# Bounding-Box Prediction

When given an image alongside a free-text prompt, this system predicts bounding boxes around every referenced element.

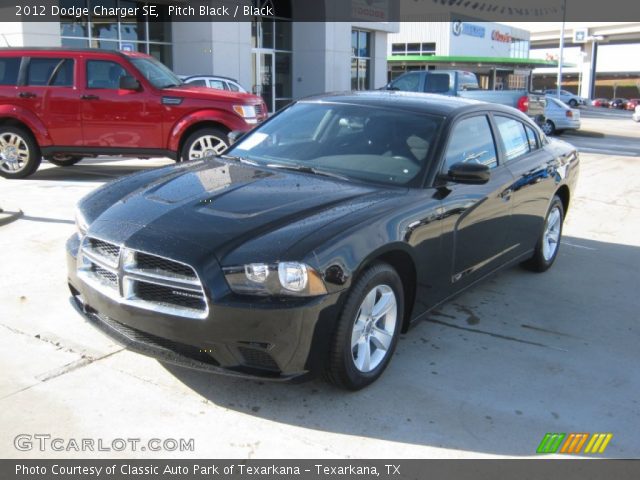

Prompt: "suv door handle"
[18,92,36,98]
[81,94,100,100]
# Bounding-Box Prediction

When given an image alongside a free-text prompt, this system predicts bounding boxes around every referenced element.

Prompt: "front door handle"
[18,92,36,98]
[81,94,100,100]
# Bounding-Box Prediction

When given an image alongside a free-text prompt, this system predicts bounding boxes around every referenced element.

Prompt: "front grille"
[238,346,279,371]
[135,252,196,279]
[91,264,118,288]
[135,282,207,311]
[78,237,208,319]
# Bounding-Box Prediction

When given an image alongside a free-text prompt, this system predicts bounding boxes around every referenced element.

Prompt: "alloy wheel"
[542,205,562,261]
[351,284,398,373]
[187,135,228,160]
[0,132,30,174]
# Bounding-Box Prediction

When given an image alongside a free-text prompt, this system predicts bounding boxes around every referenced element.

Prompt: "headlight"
[233,105,258,124]
[75,208,89,239]
[224,262,327,297]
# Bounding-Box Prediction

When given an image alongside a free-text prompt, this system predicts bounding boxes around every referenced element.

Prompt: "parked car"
[541,97,581,135]
[544,89,586,108]
[633,105,640,122]
[0,48,267,179]
[625,98,640,111]
[181,75,248,93]
[591,98,610,108]
[609,98,628,109]
[68,91,579,390]
[384,70,546,125]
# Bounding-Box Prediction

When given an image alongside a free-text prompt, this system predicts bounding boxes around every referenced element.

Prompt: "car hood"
[163,85,262,104]
[84,159,388,263]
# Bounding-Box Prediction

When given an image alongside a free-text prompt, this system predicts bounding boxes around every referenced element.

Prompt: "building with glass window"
[388,19,555,90]
[3,1,397,113]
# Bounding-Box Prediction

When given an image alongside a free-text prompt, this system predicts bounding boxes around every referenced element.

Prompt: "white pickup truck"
[385,70,546,125]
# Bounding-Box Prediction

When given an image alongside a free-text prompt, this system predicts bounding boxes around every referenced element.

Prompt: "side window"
[86,60,128,89]
[227,82,240,92]
[494,116,531,162]
[209,80,226,90]
[0,57,21,86]
[390,72,421,92]
[186,78,206,87]
[27,58,73,86]
[443,116,498,171]
[524,124,538,151]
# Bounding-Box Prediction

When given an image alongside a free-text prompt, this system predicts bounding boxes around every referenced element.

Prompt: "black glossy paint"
[67,91,580,380]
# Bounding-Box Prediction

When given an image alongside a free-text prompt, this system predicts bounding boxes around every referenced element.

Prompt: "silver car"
[541,97,581,135]
[544,89,586,108]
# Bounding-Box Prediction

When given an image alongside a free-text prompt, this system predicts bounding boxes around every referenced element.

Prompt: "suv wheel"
[46,154,83,167]
[181,128,229,161]
[0,127,41,179]
[325,262,403,390]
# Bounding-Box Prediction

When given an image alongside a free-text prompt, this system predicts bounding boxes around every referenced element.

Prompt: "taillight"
[566,110,573,118]
[517,95,529,113]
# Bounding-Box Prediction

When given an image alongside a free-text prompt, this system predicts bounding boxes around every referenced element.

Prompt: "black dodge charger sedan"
[67,91,579,390]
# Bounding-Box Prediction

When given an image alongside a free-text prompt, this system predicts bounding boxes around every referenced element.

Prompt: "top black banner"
[1,0,640,22]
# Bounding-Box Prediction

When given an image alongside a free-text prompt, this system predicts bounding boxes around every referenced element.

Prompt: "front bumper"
[66,234,343,381]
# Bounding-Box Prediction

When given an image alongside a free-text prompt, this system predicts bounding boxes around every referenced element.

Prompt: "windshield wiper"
[220,154,258,166]
[265,163,350,181]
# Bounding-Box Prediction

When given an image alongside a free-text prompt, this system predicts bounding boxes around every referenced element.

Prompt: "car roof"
[182,75,240,83]
[298,90,509,118]
[0,47,152,59]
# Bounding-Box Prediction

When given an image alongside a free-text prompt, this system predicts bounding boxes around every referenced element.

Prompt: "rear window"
[0,57,21,86]
[27,58,74,86]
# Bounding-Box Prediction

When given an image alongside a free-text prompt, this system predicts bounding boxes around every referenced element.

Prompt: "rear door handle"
[81,94,100,100]
[18,92,36,98]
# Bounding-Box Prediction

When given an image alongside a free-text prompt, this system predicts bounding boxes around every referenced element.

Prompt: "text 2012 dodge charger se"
[67,92,579,390]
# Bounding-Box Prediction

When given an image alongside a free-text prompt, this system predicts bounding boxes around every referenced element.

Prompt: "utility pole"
[557,0,567,98]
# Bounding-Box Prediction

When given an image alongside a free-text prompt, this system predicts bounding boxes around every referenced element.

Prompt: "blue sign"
[452,21,486,39]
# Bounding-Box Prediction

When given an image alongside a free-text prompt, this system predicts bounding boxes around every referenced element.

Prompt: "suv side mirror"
[119,76,141,91]
[228,130,246,145]
[447,162,490,185]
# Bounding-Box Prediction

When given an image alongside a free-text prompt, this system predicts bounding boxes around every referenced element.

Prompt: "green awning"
[387,55,569,68]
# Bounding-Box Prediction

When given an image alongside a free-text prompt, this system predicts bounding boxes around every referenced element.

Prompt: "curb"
[0,208,23,227]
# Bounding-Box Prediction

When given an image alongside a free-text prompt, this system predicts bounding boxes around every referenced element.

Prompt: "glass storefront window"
[351,29,371,90]
[59,0,173,67]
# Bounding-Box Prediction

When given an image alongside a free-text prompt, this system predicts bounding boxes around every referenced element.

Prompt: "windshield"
[226,102,443,187]
[130,57,182,89]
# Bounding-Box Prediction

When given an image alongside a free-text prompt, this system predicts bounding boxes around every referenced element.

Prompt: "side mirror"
[119,76,141,91]
[228,130,246,145]
[447,162,490,185]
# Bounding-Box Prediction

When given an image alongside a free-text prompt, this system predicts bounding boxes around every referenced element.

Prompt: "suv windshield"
[130,57,182,89]
[227,102,443,187]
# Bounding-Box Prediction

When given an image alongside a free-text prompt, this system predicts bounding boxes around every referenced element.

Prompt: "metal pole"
[557,0,567,97]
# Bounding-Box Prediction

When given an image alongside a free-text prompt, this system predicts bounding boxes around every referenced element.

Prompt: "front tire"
[46,154,83,167]
[0,126,41,179]
[541,120,556,136]
[180,127,229,162]
[522,195,564,272]
[325,262,403,390]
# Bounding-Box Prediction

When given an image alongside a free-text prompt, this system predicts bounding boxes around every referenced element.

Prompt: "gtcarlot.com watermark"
[14,434,195,453]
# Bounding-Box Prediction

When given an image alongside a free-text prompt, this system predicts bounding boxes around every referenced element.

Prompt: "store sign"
[492,30,512,43]
[351,0,388,21]
[452,21,485,38]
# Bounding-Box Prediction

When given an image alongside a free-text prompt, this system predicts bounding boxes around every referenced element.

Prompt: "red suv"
[0,48,267,179]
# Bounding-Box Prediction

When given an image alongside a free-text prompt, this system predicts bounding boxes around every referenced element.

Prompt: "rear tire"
[0,126,41,179]
[541,120,556,136]
[180,127,229,162]
[325,262,403,390]
[46,154,83,167]
[568,99,578,107]
[522,195,564,272]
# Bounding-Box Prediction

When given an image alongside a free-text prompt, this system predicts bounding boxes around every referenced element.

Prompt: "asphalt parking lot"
[1,110,639,459]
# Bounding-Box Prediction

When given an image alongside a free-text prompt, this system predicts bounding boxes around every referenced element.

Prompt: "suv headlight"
[223,262,327,297]
[75,208,89,239]
[233,105,258,124]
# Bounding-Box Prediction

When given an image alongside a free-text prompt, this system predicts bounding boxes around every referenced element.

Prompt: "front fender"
[0,104,52,146]
[167,109,250,152]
